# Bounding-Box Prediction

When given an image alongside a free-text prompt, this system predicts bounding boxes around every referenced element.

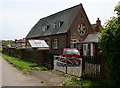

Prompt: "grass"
[61,74,83,86]
[62,76,81,86]
[2,53,47,74]
[80,78,98,87]
[0,48,2,55]
[61,75,103,87]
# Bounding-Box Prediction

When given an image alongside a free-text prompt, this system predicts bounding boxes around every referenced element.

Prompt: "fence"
[54,55,82,77]
[54,55,106,78]
[2,47,54,69]
[82,56,102,78]
[2,47,106,78]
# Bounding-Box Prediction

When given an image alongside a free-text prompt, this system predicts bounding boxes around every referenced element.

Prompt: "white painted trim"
[90,43,93,56]
[83,44,88,56]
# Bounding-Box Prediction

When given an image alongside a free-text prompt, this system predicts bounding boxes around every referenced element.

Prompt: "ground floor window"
[70,39,78,48]
[45,40,49,46]
[52,39,58,49]
[83,44,89,56]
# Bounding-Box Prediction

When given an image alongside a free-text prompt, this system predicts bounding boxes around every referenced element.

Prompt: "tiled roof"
[26,4,81,38]
[83,32,101,43]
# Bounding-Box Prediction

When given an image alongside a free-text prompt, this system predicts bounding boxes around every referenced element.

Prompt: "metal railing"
[54,55,82,77]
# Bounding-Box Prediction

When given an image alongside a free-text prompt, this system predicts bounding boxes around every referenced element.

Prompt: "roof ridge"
[39,4,81,21]
[26,3,83,38]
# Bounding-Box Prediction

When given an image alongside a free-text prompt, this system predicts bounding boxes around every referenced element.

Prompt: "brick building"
[15,39,26,48]
[25,3,102,56]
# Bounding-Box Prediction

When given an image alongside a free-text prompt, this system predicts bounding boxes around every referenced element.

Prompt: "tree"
[99,4,120,87]
[115,4,120,17]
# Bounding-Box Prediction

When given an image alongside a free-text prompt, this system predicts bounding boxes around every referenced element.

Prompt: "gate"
[54,55,82,77]
[82,56,101,77]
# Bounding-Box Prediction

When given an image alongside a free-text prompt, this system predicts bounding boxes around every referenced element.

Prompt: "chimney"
[93,18,101,32]
[96,18,101,26]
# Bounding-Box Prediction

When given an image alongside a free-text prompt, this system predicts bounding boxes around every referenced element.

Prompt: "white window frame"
[90,43,93,56]
[53,23,57,29]
[52,39,58,49]
[70,39,78,48]
[58,21,63,27]
[45,40,49,47]
[42,25,49,32]
[54,21,63,29]
[78,24,86,36]
[83,44,89,56]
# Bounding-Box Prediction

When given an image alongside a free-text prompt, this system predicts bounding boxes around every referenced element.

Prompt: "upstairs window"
[80,14,83,18]
[58,21,64,27]
[53,23,57,29]
[42,25,49,32]
[54,21,64,29]
[78,24,86,36]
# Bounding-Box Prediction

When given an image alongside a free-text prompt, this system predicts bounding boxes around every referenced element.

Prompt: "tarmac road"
[1,56,46,86]
[0,55,2,87]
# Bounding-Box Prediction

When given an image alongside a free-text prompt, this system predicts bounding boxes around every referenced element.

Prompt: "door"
[83,44,89,56]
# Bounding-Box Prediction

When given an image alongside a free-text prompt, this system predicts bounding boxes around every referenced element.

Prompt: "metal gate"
[54,55,82,77]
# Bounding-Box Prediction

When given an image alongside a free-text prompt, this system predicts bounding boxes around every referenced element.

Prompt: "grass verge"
[62,76,81,86]
[2,53,47,74]
[61,75,103,87]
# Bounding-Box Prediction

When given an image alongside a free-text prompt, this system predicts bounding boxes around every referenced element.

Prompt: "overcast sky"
[0,0,119,40]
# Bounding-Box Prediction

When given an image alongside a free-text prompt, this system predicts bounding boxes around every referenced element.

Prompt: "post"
[65,57,67,74]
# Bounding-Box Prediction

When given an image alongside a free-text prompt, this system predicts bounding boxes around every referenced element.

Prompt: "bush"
[99,5,120,87]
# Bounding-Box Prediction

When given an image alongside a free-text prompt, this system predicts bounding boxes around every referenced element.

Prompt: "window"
[80,14,83,18]
[58,21,63,27]
[83,44,89,56]
[54,21,63,29]
[42,25,49,32]
[70,39,78,48]
[78,24,86,36]
[64,49,79,55]
[52,39,58,49]
[54,23,57,29]
[45,40,49,46]
[83,44,87,50]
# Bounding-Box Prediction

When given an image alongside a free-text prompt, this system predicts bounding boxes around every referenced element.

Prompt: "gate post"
[65,57,67,74]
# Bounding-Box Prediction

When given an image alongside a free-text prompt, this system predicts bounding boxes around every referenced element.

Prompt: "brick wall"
[68,4,93,42]
[26,33,69,55]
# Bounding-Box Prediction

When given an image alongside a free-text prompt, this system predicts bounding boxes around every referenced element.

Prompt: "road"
[1,56,47,86]
[0,55,2,87]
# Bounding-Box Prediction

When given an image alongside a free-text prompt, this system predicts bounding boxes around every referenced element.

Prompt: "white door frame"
[83,44,88,56]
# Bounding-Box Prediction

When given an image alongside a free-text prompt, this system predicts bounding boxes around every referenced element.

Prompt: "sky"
[0,0,119,40]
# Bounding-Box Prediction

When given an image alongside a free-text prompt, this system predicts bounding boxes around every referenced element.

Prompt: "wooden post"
[65,57,67,74]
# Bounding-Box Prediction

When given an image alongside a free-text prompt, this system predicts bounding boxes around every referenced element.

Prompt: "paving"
[1,56,68,86]
[0,55,2,87]
[2,56,46,86]
[29,70,68,86]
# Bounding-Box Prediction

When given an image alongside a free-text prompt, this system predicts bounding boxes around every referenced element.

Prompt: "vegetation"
[115,4,120,16]
[2,40,14,47]
[0,48,2,53]
[62,3,120,87]
[2,53,47,74]
[62,76,81,86]
[99,4,120,87]
[61,76,103,87]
